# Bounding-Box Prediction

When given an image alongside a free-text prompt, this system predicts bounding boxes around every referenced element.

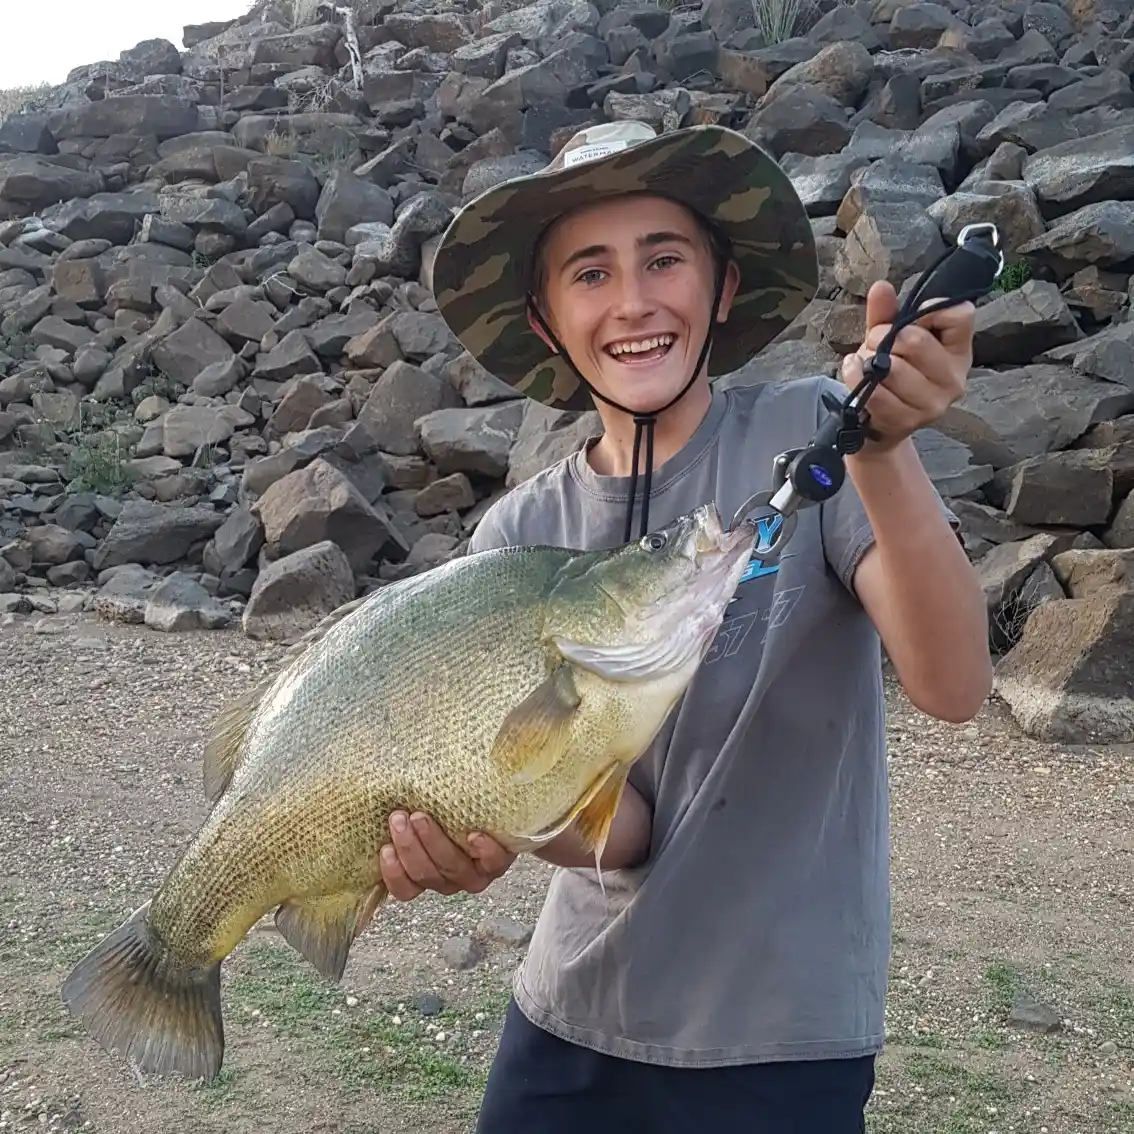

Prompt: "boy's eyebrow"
[557,231,696,275]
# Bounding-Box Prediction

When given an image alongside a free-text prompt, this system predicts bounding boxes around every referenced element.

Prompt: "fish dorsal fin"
[202,679,268,802]
[487,662,581,785]
[201,597,367,803]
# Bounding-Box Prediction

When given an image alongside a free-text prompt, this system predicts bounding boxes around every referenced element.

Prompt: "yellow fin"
[274,884,388,983]
[201,681,267,803]
[488,664,581,785]
[574,763,631,900]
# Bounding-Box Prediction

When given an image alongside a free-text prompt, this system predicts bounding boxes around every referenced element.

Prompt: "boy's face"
[528,194,740,416]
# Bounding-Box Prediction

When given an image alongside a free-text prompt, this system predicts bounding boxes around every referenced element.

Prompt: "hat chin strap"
[526,268,727,543]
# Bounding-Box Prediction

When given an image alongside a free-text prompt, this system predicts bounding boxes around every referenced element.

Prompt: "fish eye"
[642,533,667,552]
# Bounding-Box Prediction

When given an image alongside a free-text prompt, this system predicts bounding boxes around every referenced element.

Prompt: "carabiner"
[957,222,1005,280]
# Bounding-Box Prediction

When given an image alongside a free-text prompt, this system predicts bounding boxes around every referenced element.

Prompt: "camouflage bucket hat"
[431,120,819,412]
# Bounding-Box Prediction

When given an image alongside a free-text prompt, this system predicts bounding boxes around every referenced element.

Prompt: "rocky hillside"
[2,0,1133,742]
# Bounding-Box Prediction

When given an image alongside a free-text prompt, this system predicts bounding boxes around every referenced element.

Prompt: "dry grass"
[0,83,50,126]
[752,0,820,42]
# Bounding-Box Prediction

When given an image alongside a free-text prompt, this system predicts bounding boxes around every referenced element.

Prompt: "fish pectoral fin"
[202,681,266,803]
[274,885,388,983]
[488,663,581,785]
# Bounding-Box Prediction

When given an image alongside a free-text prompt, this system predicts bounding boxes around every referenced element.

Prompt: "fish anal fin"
[574,763,631,858]
[202,682,266,803]
[488,663,581,785]
[515,762,633,900]
[274,885,388,983]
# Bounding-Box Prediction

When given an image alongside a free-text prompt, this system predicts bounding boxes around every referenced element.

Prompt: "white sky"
[1,0,257,88]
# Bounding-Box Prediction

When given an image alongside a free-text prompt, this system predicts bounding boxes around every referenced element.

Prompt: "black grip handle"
[900,226,1004,316]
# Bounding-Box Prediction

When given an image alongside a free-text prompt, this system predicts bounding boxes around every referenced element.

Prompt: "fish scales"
[152,546,582,965]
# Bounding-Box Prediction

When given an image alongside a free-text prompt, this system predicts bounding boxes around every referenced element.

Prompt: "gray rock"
[91,500,224,570]
[203,506,265,578]
[418,401,526,479]
[255,457,406,572]
[835,200,948,298]
[1021,124,1134,211]
[936,365,1134,469]
[242,539,356,642]
[1016,200,1134,279]
[994,588,1134,743]
[315,171,394,244]
[48,95,199,141]
[999,450,1114,528]
[289,245,348,292]
[352,360,463,456]
[973,280,1082,366]
[91,563,160,623]
[44,190,161,245]
[151,317,236,386]
[144,571,232,631]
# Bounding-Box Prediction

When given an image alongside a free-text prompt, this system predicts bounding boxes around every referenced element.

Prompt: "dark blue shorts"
[475,999,876,1134]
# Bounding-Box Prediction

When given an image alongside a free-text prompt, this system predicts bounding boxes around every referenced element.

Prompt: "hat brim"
[431,125,819,412]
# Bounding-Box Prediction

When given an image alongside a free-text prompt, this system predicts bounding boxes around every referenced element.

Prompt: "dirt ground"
[1,607,1132,1134]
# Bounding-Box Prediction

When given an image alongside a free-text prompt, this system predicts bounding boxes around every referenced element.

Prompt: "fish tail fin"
[60,901,224,1082]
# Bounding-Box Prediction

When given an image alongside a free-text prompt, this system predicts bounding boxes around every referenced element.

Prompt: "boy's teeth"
[609,335,673,356]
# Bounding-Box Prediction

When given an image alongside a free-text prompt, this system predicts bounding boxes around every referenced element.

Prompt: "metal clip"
[728,449,803,562]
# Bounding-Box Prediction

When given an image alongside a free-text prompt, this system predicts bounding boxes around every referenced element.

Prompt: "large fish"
[61,502,756,1082]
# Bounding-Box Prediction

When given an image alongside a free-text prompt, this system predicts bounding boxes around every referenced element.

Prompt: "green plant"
[994,259,1031,293]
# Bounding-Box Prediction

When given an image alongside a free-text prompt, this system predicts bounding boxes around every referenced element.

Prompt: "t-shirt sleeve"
[815,376,960,594]
[465,495,515,554]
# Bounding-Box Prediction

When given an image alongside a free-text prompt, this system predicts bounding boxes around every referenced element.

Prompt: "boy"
[378,121,992,1131]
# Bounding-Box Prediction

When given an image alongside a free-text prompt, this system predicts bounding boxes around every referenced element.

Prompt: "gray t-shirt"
[467,374,935,1068]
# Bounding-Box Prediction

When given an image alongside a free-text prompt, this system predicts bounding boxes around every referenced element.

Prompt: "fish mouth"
[689,502,757,559]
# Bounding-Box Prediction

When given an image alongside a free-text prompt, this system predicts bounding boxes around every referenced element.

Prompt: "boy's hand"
[379,811,516,900]
[841,279,975,453]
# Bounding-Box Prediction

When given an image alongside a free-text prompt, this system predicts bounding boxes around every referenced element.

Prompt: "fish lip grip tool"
[730,222,1006,559]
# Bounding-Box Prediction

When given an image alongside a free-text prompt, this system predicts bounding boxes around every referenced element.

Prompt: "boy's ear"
[527,302,559,353]
[716,259,741,323]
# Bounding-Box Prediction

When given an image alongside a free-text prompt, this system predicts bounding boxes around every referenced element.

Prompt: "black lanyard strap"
[729,222,1005,558]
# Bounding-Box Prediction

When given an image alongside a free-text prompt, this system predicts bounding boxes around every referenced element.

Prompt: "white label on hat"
[562,140,629,167]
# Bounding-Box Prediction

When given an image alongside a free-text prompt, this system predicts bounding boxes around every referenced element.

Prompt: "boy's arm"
[826,280,992,723]
[847,440,991,722]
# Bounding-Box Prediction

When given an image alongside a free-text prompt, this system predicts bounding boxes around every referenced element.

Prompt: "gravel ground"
[0,607,1132,1134]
